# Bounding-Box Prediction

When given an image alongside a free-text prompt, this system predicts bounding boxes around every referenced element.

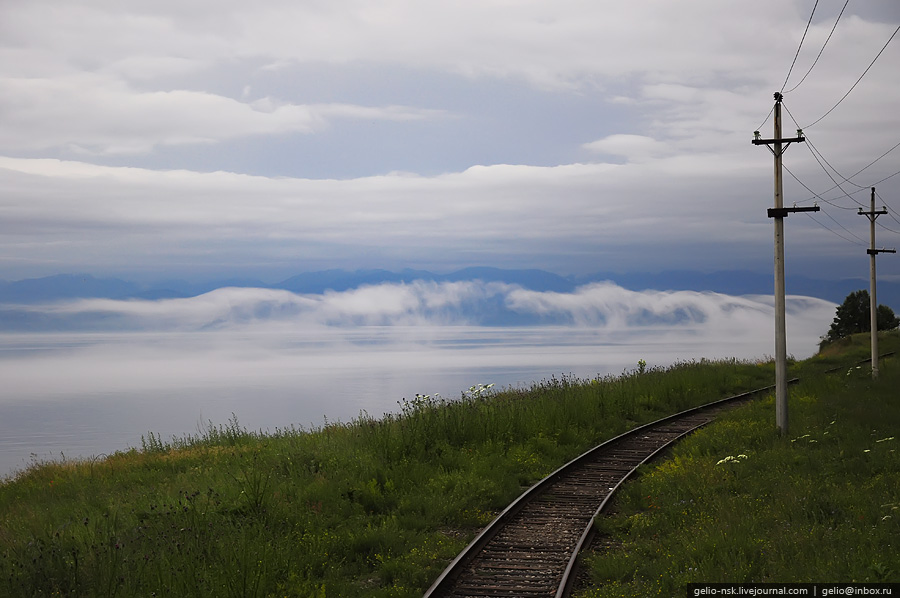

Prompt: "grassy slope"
[0,360,774,597]
[579,331,900,596]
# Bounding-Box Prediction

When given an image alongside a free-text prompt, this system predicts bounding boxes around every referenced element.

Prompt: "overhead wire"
[874,190,900,229]
[805,136,867,191]
[782,101,868,208]
[811,197,869,245]
[772,133,869,245]
[761,4,900,252]
[783,163,863,209]
[784,0,850,94]
[789,147,900,206]
[875,220,900,236]
[781,0,820,91]
[782,102,900,219]
[820,207,868,245]
[804,22,900,128]
[754,0,820,130]
[842,139,900,186]
[872,169,900,188]
[755,104,776,133]
[804,211,868,246]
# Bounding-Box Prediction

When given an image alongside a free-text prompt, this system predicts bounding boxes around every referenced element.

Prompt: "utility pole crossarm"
[867,248,897,255]
[858,207,888,216]
[767,206,820,218]
[752,135,805,146]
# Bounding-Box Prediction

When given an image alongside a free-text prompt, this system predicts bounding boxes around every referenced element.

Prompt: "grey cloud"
[0,147,885,280]
[0,2,898,283]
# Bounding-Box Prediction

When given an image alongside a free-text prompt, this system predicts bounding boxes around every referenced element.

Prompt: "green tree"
[824,289,900,343]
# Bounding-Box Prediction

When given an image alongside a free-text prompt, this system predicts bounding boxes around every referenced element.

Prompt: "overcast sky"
[2,0,900,284]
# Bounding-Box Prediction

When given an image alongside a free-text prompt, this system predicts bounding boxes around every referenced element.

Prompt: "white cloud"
[583,135,672,163]
[4,2,773,85]
[504,283,834,340]
[0,73,444,155]
[12,281,835,350]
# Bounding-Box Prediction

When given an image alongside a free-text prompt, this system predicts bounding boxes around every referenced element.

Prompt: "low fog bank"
[0,281,836,400]
[0,280,836,333]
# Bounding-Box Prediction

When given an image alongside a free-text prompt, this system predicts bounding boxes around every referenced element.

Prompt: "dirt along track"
[422,384,786,598]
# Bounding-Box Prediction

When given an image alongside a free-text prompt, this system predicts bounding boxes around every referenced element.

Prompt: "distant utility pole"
[858,187,896,379]
[752,92,818,435]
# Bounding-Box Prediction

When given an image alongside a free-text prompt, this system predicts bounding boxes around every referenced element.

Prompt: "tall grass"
[1,357,776,597]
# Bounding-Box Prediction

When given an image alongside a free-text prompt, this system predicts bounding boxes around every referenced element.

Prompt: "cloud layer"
[1,1,898,282]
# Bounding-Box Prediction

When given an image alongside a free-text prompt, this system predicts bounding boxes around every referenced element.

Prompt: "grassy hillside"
[1,332,896,596]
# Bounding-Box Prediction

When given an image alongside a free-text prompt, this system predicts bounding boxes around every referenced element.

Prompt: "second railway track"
[423,383,790,598]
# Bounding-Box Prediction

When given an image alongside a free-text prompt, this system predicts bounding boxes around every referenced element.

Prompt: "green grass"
[0,358,776,597]
[578,330,900,596]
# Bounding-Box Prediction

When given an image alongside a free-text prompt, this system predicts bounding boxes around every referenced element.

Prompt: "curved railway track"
[422,382,791,598]
[423,352,895,597]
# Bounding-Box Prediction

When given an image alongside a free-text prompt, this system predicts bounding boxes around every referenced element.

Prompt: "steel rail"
[424,351,896,597]
[422,381,793,598]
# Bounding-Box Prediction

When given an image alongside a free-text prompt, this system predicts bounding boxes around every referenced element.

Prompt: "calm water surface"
[0,324,817,479]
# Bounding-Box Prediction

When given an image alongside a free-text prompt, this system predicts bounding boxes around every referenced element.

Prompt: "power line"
[819,204,869,245]
[784,102,900,217]
[782,102,867,207]
[783,162,862,208]
[782,0,820,91]
[876,220,900,236]
[806,136,866,190]
[873,168,900,187]
[756,104,776,133]
[782,102,900,219]
[801,134,866,206]
[874,190,900,228]
[842,138,900,185]
[784,0,850,94]
[804,211,868,246]
[788,144,900,205]
[804,22,900,128]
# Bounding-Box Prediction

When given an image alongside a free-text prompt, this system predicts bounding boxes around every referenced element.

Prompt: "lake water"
[0,317,829,480]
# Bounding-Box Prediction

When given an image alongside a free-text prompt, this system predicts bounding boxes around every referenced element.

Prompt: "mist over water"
[0,282,836,479]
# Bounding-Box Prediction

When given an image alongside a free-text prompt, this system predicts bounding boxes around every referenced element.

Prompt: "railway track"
[423,352,895,598]
[422,383,788,598]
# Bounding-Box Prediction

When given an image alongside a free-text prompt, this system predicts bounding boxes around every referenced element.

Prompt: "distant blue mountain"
[578,270,773,296]
[277,267,577,294]
[278,268,434,294]
[0,268,896,309]
[0,274,140,303]
[441,267,577,292]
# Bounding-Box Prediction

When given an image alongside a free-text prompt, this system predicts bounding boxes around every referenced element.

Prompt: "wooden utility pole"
[752,92,817,435]
[858,187,895,379]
